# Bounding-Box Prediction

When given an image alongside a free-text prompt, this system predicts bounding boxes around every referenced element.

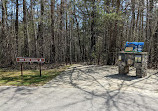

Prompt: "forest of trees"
[0,0,157,68]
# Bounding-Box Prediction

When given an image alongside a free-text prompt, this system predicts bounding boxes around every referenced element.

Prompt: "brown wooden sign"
[16,57,45,63]
[16,57,45,77]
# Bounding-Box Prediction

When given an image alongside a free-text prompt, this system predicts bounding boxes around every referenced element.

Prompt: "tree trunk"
[60,0,64,62]
[37,0,44,57]
[74,1,82,62]
[0,0,6,64]
[131,0,135,41]
[90,0,96,64]
[50,0,55,63]
[153,21,158,68]
[23,0,29,57]
[148,0,154,67]
[30,0,37,57]
[15,0,19,57]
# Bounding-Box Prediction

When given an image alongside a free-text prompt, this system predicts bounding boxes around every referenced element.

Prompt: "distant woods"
[0,0,158,68]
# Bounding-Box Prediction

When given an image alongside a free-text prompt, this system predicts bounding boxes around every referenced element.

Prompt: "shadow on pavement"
[105,74,139,81]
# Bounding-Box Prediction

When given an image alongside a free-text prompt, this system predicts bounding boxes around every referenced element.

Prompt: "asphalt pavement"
[1,65,158,111]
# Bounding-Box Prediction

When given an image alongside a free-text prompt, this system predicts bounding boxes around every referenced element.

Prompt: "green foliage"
[91,51,97,59]
[104,12,123,21]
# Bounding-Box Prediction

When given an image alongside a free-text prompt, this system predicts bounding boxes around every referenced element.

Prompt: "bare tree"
[0,0,158,68]
[50,0,55,63]
[15,0,19,57]
[37,0,44,57]
[23,0,29,57]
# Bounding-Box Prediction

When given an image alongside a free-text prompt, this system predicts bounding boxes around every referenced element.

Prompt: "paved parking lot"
[1,65,158,111]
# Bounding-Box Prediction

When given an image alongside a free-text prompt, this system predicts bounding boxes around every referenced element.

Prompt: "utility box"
[118,51,148,78]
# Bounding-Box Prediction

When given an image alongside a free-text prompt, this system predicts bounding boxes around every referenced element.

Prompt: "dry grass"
[0,65,70,86]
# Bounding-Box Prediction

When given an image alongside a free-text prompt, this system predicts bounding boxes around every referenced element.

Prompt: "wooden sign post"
[40,63,42,77]
[16,57,45,76]
[21,63,23,76]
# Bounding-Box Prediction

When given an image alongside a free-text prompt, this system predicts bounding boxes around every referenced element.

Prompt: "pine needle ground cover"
[0,65,70,86]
